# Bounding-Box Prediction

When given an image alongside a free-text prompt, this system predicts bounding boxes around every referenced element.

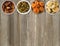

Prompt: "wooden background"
[0,0,60,46]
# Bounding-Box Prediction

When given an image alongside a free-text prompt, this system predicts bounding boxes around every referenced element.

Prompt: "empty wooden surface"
[0,0,60,46]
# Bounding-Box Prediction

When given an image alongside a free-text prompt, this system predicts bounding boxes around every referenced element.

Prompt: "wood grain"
[0,0,60,46]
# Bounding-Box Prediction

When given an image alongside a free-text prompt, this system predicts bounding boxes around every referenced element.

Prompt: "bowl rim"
[45,0,60,15]
[1,0,16,15]
[16,0,31,15]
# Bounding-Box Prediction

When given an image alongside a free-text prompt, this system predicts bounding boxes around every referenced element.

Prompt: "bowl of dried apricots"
[31,0,44,14]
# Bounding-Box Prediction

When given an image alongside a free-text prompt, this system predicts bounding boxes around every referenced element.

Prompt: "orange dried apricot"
[35,1,39,5]
[39,2,44,7]
[39,7,44,12]
[33,7,39,13]
[32,3,36,8]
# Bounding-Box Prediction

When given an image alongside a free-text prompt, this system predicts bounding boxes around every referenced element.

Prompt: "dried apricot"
[39,7,44,12]
[35,1,39,5]
[32,3,36,8]
[33,7,39,13]
[39,2,44,7]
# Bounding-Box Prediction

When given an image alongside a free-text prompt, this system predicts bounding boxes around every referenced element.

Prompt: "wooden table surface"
[0,0,60,46]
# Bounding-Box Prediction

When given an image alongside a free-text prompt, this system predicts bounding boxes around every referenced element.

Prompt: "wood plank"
[0,0,1,46]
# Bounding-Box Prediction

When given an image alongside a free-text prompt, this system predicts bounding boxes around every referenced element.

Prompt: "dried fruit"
[35,1,39,5]
[39,2,44,7]
[33,7,39,13]
[39,7,44,12]
[32,1,44,14]
[2,1,15,13]
[32,3,36,8]
[45,1,59,14]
